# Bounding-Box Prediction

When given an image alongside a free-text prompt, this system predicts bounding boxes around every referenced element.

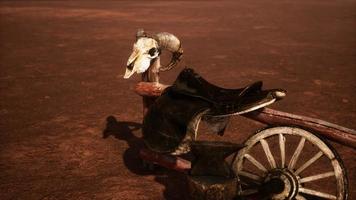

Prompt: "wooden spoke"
[238,170,262,182]
[288,137,305,170]
[295,151,323,175]
[279,133,286,168]
[244,154,267,172]
[260,139,277,168]
[299,171,335,183]
[299,188,337,199]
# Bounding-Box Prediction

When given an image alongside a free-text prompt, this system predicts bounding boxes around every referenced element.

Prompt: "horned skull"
[124,37,160,79]
[124,29,183,80]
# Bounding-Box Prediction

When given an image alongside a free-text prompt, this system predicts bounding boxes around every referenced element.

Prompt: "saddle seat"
[171,68,286,116]
[143,68,286,154]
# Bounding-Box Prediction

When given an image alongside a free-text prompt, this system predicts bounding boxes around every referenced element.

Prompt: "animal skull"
[124,37,160,79]
[124,29,183,79]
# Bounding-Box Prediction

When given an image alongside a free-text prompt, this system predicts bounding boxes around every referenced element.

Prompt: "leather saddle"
[143,68,286,154]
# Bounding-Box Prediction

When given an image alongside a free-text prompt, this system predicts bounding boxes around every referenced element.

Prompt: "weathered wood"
[141,65,161,116]
[135,82,169,97]
[187,176,237,200]
[139,148,191,173]
[134,81,356,148]
[243,108,356,149]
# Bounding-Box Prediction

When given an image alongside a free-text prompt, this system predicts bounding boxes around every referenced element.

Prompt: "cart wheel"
[232,126,348,200]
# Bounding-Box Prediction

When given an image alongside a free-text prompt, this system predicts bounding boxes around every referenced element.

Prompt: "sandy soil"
[0,1,355,199]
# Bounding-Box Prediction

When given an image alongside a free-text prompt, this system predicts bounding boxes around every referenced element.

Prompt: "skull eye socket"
[148,48,157,57]
[127,62,134,70]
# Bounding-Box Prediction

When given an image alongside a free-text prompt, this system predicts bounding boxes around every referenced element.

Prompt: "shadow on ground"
[102,116,189,200]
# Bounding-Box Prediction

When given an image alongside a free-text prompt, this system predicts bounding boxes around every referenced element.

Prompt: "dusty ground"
[0,1,355,199]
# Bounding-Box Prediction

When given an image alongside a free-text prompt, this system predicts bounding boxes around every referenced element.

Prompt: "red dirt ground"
[0,1,355,199]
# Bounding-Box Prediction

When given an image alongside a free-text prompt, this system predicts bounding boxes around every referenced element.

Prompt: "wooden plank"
[243,108,356,149]
[139,148,191,173]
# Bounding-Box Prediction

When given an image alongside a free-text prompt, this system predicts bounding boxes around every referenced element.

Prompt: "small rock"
[313,79,322,85]
[342,98,349,103]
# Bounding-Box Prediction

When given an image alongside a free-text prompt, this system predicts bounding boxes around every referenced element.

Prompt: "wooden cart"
[134,71,355,200]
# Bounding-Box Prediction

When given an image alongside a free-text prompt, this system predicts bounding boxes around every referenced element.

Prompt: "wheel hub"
[262,168,298,200]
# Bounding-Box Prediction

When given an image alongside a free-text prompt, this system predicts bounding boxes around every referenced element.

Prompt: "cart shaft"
[243,108,356,148]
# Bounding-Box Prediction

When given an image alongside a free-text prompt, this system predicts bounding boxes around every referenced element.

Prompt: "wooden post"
[141,58,161,116]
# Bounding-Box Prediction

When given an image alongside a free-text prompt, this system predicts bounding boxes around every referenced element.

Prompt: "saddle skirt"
[143,68,286,154]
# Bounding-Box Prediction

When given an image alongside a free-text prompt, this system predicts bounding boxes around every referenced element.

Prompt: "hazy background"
[0,1,355,199]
